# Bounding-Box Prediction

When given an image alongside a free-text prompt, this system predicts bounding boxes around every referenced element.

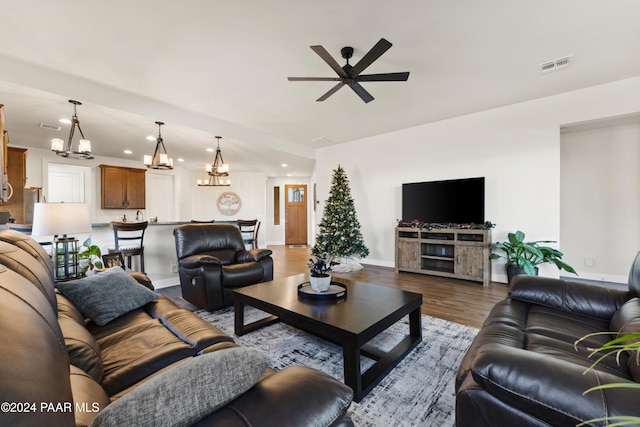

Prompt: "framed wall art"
[217,191,241,216]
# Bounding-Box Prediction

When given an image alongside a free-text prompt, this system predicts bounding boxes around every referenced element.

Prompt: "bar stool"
[237,219,260,249]
[109,221,148,272]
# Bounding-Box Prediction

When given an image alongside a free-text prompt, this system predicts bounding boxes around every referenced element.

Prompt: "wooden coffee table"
[233,274,422,402]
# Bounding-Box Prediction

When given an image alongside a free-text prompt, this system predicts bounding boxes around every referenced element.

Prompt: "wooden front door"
[285,184,307,245]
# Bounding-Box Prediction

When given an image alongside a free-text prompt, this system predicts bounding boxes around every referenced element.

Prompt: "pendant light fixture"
[144,121,173,170]
[197,136,230,186]
[50,100,94,159]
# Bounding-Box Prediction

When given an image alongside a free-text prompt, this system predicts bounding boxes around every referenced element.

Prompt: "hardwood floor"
[158,245,509,329]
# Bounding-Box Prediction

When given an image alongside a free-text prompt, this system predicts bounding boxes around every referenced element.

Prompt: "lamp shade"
[51,138,64,151]
[31,203,92,237]
[78,139,92,153]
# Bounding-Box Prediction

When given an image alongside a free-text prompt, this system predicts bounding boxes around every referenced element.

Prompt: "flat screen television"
[402,177,485,224]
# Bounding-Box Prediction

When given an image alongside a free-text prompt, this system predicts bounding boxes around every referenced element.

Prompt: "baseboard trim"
[149,275,179,289]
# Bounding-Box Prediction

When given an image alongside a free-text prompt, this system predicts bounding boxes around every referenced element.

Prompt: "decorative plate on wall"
[217,191,241,216]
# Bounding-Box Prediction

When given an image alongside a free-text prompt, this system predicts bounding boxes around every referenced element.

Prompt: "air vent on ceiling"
[540,55,572,74]
[311,136,332,144]
[39,123,62,131]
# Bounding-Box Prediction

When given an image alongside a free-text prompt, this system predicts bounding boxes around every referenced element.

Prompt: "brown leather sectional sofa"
[0,229,353,426]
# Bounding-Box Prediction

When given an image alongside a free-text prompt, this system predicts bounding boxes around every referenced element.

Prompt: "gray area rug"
[196,307,478,427]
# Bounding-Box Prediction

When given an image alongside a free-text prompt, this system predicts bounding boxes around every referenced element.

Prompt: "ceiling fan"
[288,38,409,103]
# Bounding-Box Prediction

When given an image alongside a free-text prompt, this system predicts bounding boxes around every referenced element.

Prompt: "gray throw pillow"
[89,347,268,427]
[56,267,158,326]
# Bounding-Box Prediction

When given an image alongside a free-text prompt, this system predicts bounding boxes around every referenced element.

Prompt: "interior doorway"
[47,162,90,202]
[284,184,307,245]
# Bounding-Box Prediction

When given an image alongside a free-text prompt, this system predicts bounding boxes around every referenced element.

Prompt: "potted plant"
[308,253,337,292]
[77,237,103,274]
[490,230,576,283]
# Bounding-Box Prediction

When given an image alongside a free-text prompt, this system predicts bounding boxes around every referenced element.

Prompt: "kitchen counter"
[91,221,190,227]
[7,221,240,289]
[89,220,239,288]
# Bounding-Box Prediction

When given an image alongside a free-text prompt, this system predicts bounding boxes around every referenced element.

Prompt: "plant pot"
[78,258,91,275]
[310,274,331,292]
[507,265,538,284]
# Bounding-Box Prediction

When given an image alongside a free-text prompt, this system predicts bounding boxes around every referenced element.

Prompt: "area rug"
[196,307,478,427]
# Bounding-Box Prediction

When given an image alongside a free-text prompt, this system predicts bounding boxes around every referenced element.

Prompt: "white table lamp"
[32,202,92,281]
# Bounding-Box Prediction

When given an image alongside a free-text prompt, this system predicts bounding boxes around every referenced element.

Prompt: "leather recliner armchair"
[174,224,274,310]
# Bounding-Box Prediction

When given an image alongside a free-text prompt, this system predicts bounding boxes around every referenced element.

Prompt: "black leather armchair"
[174,224,274,310]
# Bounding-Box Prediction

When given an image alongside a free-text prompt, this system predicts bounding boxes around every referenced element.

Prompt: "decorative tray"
[297,281,347,301]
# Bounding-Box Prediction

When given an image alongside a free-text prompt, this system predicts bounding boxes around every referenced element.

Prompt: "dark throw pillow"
[89,347,268,427]
[56,267,159,326]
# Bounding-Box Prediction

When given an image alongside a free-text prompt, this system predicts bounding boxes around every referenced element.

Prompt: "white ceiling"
[0,0,639,177]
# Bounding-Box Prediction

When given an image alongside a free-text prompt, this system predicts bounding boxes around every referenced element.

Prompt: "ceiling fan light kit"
[288,38,409,103]
[50,100,94,160]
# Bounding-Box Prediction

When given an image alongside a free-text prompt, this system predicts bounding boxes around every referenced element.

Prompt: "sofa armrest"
[179,254,222,269]
[509,275,630,319]
[470,343,640,426]
[237,249,273,263]
[194,366,353,427]
[128,272,154,290]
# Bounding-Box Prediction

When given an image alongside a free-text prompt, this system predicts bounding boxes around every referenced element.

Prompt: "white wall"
[23,146,185,223]
[561,116,640,283]
[188,170,266,217]
[315,77,640,283]
[266,176,313,246]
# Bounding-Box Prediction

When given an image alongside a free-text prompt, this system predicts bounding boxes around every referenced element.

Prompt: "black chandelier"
[144,121,173,170]
[197,136,230,186]
[50,100,94,159]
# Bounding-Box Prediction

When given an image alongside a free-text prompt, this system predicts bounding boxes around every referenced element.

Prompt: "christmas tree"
[312,165,369,265]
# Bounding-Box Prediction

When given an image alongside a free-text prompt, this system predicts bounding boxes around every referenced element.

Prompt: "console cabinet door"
[100,165,146,209]
[397,240,420,270]
[455,245,486,280]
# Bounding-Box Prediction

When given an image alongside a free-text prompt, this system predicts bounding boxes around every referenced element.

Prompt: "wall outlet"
[171,261,178,273]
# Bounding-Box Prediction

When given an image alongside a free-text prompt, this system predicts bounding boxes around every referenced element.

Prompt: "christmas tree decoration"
[313,165,369,271]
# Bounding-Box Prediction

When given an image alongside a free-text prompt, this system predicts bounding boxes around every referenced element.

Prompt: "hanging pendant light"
[197,136,230,186]
[144,121,173,170]
[51,100,94,159]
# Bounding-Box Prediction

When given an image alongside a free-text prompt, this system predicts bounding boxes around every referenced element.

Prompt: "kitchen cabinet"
[100,165,146,209]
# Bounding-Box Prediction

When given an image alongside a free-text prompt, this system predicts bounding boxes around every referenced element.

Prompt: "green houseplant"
[490,230,576,282]
[77,237,103,274]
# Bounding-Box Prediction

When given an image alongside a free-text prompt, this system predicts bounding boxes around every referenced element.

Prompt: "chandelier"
[144,121,173,170]
[50,100,94,159]
[197,136,230,186]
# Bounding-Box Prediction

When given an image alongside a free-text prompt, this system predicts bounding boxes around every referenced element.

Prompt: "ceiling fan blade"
[310,45,349,78]
[358,72,410,82]
[288,77,342,81]
[350,38,393,77]
[316,82,345,102]
[348,82,374,103]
